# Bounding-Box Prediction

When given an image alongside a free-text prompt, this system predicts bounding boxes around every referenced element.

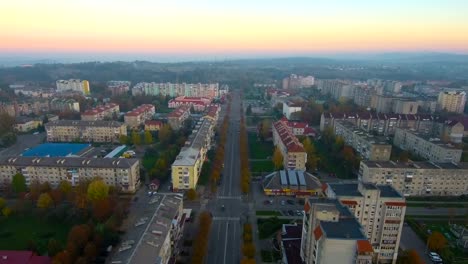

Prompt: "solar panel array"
[278,170,307,187]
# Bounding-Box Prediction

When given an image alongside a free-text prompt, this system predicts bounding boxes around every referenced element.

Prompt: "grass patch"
[0,214,72,253]
[257,217,290,239]
[250,160,274,173]
[256,211,282,216]
[248,132,274,159]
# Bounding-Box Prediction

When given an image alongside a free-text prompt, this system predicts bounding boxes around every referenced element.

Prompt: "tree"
[119,135,129,145]
[399,151,410,162]
[53,250,71,264]
[67,224,92,249]
[246,104,252,115]
[84,242,98,260]
[59,180,72,194]
[259,119,272,141]
[302,137,318,171]
[427,231,447,252]
[92,198,113,222]
[50,189,63,206]
[48,239,62,257]
[187,189,197,201]
[242,243,256,258]
[272,147,284,170]
[131,130,141,145]
[37,193,53,209]
[87,179,109,202]
[144,130,153,145]
[0,197,5,209]
[158,124,172,145]
[2,207,12,217]
[398,249,423,264]
[12,173,26,193]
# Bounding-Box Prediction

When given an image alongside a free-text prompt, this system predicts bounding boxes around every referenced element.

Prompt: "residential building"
[168,96,211,111]
[81,103,120,121]
[392,99,419,115]
[437,120,465,143]
[282,74,315,89]
[359,160,468,196]
[204,104,220,122]
[278,117,316,137]
[438,91,466,113]
[300,198,373,264]
[326,181,406,264]
[334,120,392,161]
[45,120,127,143]
[0,100,50,116]
[0,156,140,193]
[144,120,163,131]
[127,194,185,264]
[124,104,156,128]
[393,128,462,162]
[272,120,307,170]
[317,79,355,100]
[283,101,302,119]
[171,118,215,191]
[167,105,191,130]
[279,224,303,264]
[132,82,219,99]
[49,98,80,112]
[14,116,43,132]
[0,250,51,264]
[56,79,90,95]
[10,84,55,98]
[107,81,131,96]
[262,170,322,197]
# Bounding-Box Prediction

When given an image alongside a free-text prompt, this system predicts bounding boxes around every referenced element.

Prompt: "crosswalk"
[213,217,240,221]
[217,196,242,200]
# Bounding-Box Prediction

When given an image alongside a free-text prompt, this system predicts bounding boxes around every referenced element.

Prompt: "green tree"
[2,207,12,217]
[12,173,26,193]
[0,197,5,209]
[158,124,172,145]
[272,147,284,170]
[302,137,318,171]
[37,193,53,209]
[131,130,141,145]
[87,179,109,202]
[144,130,153,145]
[59,180,72,194]
[119,135,129,145]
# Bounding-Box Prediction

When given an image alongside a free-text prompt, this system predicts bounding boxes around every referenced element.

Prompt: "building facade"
[45,120,127,143]
[283,101,302,119]
[272,120,307,170]
[167,105,191,130]
[0,156,140,193]
[56,79,90,95]
[359,160,468,196]
[438,91,466,113]
[262,170,322,197]
[81,103,120,121]
[124,104,156,128]
[168,96,211,111]
[132,82,219,99]
[106,81,131,96]
[144,120,163,131]
[50,98,80,113]
[14,117,43,132]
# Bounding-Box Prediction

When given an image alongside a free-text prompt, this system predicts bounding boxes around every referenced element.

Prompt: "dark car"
[286,199,295,205]
[288,210,295,216]
[263,200,271,205]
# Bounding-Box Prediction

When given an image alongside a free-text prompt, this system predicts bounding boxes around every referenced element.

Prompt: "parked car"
[263,200,271,205]
[296,210,303,216]
[286,199,295,205]
[287,210,295,216]
[281,200,286,206]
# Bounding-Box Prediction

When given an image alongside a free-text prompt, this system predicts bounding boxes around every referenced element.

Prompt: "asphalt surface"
[206,92,249,264]
[0,132,46,157]
[399,225,433,264]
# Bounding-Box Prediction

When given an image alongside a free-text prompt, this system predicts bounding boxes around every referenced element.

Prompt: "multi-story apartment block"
[438,91,466,113]
[282,74,315,89]
[1,100,50,116]
[392,99,419,115]
[394,128,462,162]
[436,120,465,143]
[359,160,468,196]
[171,118,215,191]
[353,86,375,108]
[272,120,307,170]
[81,103,120,121]
[56,79,90,95]
[49,98,80,113]
[0,156,140,193]
[124,104,155,128]
[278,117,316,137]
[317,79,355,100]
[10,83,55,98]
[144,120,163,131]
[132,82,219,99]
[204,104,220,122]
[300,198,373,264]
[326,181,406,264]
[106,81,131,96]
[14,117,43,132]
[168,96,211,111]
[334,120,392,161]
[45,120,127,143]
[167,105,191,130]
[282,101,302,119]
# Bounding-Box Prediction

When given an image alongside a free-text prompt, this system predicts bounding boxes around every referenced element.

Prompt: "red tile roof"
[384,201,406,207]
[82,103,119,116]
[356,240,374,254]
[304,201,311,213]
[341,200,358,206]
[273,120,305,152]
[125,104,155,117]
[167,105,191,118]
[313,226,323,240]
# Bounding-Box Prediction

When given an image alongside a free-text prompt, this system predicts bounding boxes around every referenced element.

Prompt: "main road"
[206,91,248,264]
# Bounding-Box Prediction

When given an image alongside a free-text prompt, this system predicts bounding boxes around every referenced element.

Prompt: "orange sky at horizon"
[1,0,468,54]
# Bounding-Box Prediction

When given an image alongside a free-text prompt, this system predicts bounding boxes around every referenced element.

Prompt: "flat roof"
[21,143,92,157]
[362,160,468,170]
[328,183,362,197]
[376,185,403,198]
[0,156,139,169]
[320,218,366,239]
[45,120,124,128]
[263,170,322,191]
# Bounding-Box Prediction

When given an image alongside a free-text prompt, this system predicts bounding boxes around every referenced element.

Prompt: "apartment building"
[45,120,127,143]
[10,84,55,98]
[359,160,468,196]
[167,105,191,130]
[124,104,155,128]
[278,117,316,137]
[438,91,466,113]
[106,81,131,96]
[326,181,406,264]
[132,82,219,99]
[317,79,355,100]
[168,96,211,111]
[272,120,307,170]
[50,98,80,113]
[0,156,140,193]
[144,120,163,131]
[394,128,462,162]
[282,74,315,89]
[204,104,220,122]
[300,198,373,264]
[81,103,120,121]
[334,120,392,161]
[14,117,43,132]
[127,194,185,264]
[283,101,302,119]
[171,118,215,191]
[0,100,50,117]
[392,99,419,115]
[56,79,90,95]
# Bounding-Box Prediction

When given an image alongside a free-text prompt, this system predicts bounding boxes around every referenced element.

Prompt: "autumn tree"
[2,207,12,217]
[398,249,423,264]
[187,189,197,201]
[131,130,141,145]
[84,242,98,260]
[37,193,53,209]
[59,180,72,195]
[158,124,173,145]
[427,231,447,252]
[399,151,410,162]
[49,189,63,206]
[119,135,129,145]
[48,239,62,257]
[67,224,92,251]
[92,198,113,222]
[242,243,256,258]
[259,119,272,141]
[0,197,5,209]
[144,130,153,145]
[272,147,284,170]
[12,173,26,193]
[302,137,318,171]
[87,179,109,202]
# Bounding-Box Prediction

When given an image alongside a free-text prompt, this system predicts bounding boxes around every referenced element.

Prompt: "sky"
[1,0,468,58]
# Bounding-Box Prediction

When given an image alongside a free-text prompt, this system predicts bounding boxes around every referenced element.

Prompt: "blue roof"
[297,171,306,186]
[280,170,288,185]
[287,170,298,186]
[22,143,91,157]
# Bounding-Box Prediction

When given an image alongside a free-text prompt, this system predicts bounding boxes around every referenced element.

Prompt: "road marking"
[217,196,241,200]
[223,222,229,264]
[213,217,240,221]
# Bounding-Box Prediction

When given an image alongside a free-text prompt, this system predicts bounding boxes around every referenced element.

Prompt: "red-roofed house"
[168,96,211,111]
[272,120,307,170]
[0,251,51,264]
[124,104,155,128]
[144,120,163,131]
[167,105,191,130]
[279,117,316,137]
[81,103,119,121]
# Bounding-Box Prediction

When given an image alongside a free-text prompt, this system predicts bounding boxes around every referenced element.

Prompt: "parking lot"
[0,132,46,157]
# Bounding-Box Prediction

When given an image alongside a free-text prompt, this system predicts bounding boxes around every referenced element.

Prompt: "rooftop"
[21,143,92,157]
[167,105,191,118]
[396,128,461,150]
[263,170,322,191]
[81,103,119,116]
[362,160,468,170]
[0,156,139,169]
[335,120,390,145]
[45,120,124,128]
[327,183,362,197]
[273,120,305,152]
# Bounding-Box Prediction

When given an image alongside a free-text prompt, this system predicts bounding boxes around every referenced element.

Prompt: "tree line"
[240,101,251,194]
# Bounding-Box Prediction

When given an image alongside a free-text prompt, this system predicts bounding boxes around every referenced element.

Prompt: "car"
[286,199,295,205]
[263,200,271,205]
[296,210,303,216]
[33,132,39,135]
[221,205,225,211]
[147,191,153,197]
[428,252,440,258]
[281,200,286,206]
[287,210,295,216]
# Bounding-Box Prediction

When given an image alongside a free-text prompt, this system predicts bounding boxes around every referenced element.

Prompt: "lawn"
[256,211,282,216]
[257,217,291,239]
[250,160,274,173]
[0,214,72,253]
[248,132,274,159]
